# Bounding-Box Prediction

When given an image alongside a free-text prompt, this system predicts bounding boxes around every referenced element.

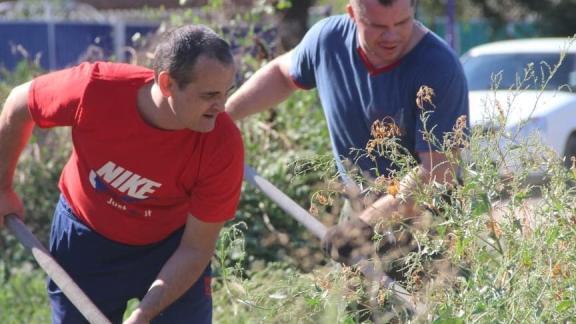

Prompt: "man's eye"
[202,94,217,100]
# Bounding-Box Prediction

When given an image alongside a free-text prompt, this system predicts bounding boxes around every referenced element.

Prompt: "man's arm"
[359,150,458,227]
[0,82,35,228]
[225,51,299,121]
[124,215,225,323]
[321,151,459,264]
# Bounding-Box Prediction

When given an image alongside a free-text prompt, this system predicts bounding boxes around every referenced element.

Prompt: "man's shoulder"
[216,113,240,131]
[296,14,354,60]
[198,113,244,165]
[89,61,153,81]
[305,15,354,43]
[319,15,354,35]
[213,113,243,144]
[318,15,353,28]
[406,32,464,78]
[416,32,461,66]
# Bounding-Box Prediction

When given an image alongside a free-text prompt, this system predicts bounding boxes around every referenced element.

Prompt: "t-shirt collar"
[356,46,402,76]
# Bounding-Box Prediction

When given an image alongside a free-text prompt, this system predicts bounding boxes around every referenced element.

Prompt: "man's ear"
[346,3,355,20]
[157,71,174,97]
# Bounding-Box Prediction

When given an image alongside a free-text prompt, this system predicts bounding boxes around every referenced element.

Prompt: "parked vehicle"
[461,38,576,177]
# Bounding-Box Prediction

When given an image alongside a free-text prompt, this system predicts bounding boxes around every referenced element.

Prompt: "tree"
[532,0,576,36]
[275,0,315,52]
[469,0,576,37]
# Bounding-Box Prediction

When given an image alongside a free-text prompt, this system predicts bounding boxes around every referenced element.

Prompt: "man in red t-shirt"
[0,25,244,324]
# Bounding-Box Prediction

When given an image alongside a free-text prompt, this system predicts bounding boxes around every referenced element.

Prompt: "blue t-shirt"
[290,15,469,179]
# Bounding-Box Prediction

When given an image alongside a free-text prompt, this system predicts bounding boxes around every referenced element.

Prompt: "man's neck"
[137,82,174,130]
[406,21,428,54]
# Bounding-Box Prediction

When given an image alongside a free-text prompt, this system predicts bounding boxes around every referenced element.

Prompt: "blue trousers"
[47,195,212,324]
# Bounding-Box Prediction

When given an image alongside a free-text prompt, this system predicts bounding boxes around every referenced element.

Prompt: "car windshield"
[462,52,576,92]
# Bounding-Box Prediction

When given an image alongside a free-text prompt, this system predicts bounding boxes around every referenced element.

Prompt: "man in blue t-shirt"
[227,0,469,263]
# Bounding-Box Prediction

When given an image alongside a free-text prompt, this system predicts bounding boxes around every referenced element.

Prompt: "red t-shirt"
[28,62,244,245]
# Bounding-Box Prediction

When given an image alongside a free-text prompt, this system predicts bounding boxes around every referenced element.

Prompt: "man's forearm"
[124,217,224,323]
[359,152,458,228]
[226,53,297,121]
[0,83,34,190]
[359,166,423,227]
[132,247,213,321]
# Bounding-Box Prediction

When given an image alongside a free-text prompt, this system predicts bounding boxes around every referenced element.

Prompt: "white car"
[461,38,576,176]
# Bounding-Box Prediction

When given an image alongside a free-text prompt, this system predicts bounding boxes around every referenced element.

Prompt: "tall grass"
[210,39,576,323]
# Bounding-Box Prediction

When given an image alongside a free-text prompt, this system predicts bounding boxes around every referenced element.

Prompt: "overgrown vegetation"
[1,5,575,324]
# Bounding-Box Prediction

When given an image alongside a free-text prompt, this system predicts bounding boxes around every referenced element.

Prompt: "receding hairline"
[187,53,236,80]
[350,0,417,8]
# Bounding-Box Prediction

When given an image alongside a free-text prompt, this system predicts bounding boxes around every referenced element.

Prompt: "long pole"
[243,166,326,239]
[5,214,111,324]
[243,165,426,316]
[446,0,457,51]
[44,0,57,70]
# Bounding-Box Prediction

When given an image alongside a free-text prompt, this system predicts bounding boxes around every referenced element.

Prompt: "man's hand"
[358,151,458,226]
[321,215,418,267]
[0,188,24,229]
[321,217,376,266]
[123,308,151,324]
[129,216,224,321]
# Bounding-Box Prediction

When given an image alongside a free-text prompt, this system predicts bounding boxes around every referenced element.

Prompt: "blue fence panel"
[0,22,50,70]
[54,22,114,69]
[1,18,539,72]
[125,24,158,46]
[0,21,160,72]
[124,24,159,62]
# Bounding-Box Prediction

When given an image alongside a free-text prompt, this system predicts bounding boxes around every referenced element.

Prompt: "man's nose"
[212,99,225,112]
[380,29,398,42]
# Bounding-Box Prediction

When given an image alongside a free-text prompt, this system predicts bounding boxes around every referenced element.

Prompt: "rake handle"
[5,214,111,324]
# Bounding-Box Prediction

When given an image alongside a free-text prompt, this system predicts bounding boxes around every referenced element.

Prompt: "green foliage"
[0,60,43,96]
[233,88,332,270]
[0,264,50,323]
[469,0,576,37]
[227,39,576,322]
[213,223,374,324]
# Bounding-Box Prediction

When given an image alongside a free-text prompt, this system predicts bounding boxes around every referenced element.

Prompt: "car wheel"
[564,132,576,168]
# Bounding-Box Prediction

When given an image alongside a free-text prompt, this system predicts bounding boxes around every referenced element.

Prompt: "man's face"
[167,55,235,132]
[348,0,415,67]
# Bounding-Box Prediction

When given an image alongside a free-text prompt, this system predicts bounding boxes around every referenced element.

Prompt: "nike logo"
[89,161,162,200]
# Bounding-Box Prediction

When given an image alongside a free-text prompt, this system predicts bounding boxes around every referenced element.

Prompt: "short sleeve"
[289,18,332,90]
[188,116,245,222]
[414,61,469,152]
[28,62,94,128]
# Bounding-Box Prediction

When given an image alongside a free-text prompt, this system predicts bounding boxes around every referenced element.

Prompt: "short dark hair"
[377,0,417,6]
[152,25,234,89]
[352,0,418,12]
